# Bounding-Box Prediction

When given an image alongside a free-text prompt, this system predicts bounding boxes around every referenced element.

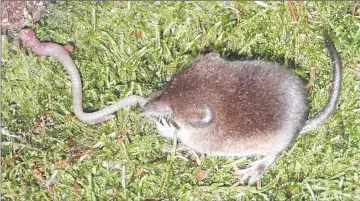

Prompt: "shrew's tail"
[299,30,342,135]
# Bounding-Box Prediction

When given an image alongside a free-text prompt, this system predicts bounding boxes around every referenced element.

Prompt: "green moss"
[2,1,359,200]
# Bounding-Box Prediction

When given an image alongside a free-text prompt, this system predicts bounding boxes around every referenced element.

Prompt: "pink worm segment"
[19,28,148,124]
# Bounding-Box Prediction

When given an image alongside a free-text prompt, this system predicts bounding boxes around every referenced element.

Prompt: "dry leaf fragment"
[104,188,118,195]
[195,170,208,181]
[43,110,53,115]
[134,167,147,177]
[63,44,74,52]
[54,160,66,169]
[136,30,142,37]
[33,166,44,182]
[305,67,316,90]
[12,154,20,164]
[65,114,73,120]
[35,119,42,127]
[73,179,81,198]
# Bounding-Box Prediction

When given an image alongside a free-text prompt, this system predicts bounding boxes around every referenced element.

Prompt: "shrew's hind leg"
[233,155,278,185]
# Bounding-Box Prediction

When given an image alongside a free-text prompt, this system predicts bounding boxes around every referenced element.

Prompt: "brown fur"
[142,41,341,184]
[145,53,307,146]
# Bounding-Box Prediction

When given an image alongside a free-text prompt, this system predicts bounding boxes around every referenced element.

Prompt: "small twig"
[256,155,262,190]
[121,166,126,188]
[177,144,201,165]
[73,179,81,198]
[158,133,178,194]
[294,0,314,23]
[45,170,59,188]
[102,161,122,170]
[225,6,244,25]
[352,1,359,17]
[296,0,303,8]
[305,9,314,21]
[355,173,359,184]
[227,7,241,24]
[1,133,22,140]
[1,128,23,140]
[226,6,241,15]
[288,1,298,22]
[256,178,262,189]
[306,182,317,201]
[299,1,313,22]
[78,149,92,162]
[305,67,316,90]
[254,1,269,8]
[188,149,201,165]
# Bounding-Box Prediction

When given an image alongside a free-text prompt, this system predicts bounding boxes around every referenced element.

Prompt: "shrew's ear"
[189,104,214,128]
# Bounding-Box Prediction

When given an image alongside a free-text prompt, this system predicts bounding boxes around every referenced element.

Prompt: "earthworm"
[19,28,148,124]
